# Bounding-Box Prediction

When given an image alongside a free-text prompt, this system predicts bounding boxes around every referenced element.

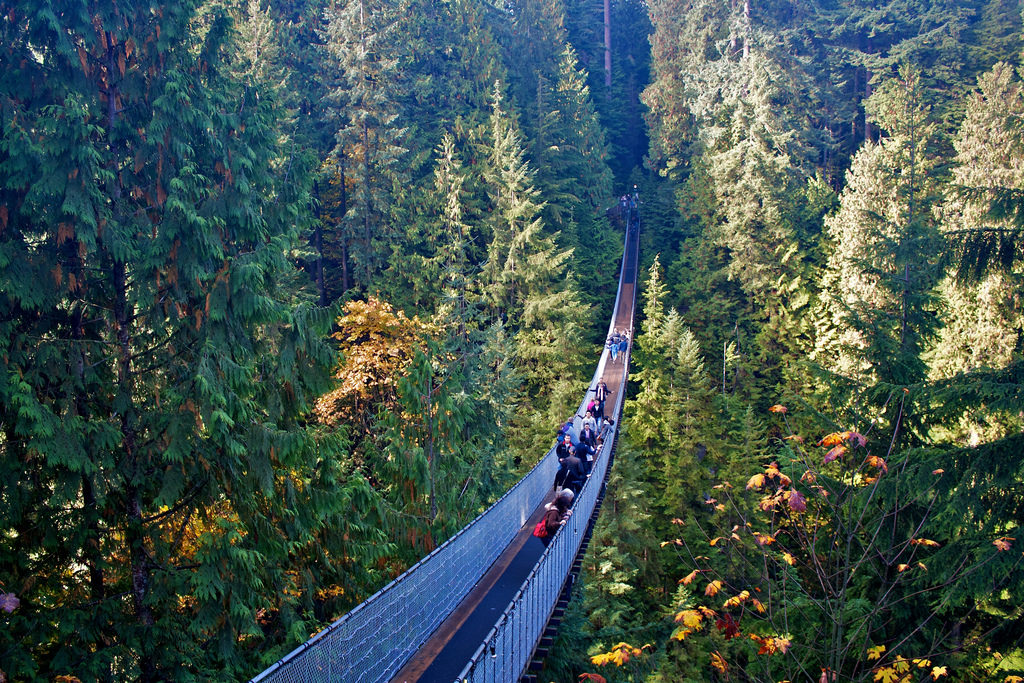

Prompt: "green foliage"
[0,2,372,680]
[815,66,945,391]
[323,0,410,291]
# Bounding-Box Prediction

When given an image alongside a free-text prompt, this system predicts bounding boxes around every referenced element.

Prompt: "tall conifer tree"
[0,3,363,679]
[324,0,409,291]
[815,66,943,388]
[481,83,588,398]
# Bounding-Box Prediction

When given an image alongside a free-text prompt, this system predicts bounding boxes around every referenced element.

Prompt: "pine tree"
[479,83,589,386]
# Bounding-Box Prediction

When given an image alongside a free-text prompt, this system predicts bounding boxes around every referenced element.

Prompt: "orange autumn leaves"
[588,642,652,667]
[314,297,436,427]
[745,460,807,514]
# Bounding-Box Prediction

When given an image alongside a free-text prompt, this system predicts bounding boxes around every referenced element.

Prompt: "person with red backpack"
[534,489,574,545]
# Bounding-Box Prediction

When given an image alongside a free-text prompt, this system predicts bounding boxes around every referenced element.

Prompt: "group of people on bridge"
[542,373,615,540]
[616,185,640,235]
[607,328,629,364]
[552,376,611,486]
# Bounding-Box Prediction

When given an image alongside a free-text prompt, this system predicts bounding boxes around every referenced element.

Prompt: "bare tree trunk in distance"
[604,0,612,95]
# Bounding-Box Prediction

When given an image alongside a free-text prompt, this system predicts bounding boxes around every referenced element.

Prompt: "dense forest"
[0,0,1022,681]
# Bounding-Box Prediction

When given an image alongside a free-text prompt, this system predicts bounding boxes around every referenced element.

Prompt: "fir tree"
[930,63,1024,447]
[323,0,409,291]
[479,83,589,391]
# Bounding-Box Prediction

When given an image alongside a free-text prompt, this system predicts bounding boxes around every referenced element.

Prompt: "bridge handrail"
[252,429,560,682]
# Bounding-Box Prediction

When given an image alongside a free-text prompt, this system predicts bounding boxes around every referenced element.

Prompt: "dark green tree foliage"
[560,0,652,183]
[0,2,377,680]
[323,0,409,292]
[271,0,345,304]
[529,44,618,331]
[502,0,569,119]
[373,0,509,311]
[532,45,613,224]
[480,83,589,391]
[644,0,828,404]
[826,0,977,145]
[394,0,506,144]
[963,0,1024,75]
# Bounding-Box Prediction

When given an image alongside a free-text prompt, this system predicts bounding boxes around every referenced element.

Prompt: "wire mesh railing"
[453,377,626,683]
[251,443,560,683]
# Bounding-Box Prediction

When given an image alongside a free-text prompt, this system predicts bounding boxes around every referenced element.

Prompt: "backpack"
[532,518,548,538]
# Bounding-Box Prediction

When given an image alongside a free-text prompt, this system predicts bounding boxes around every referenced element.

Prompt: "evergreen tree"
[932,62,1024,387]
[529,44,619,331]
[815,65,944,389]
[502,0,569,121]
[479,84,589,391]
[531,44,614,226]
[323,0,409,291]
[0,3,361,679]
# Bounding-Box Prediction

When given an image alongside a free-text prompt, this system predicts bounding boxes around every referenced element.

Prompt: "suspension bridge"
[252,205,641,683]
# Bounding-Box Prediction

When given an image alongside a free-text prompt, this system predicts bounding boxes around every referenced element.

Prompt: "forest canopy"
[1,0,1022,682]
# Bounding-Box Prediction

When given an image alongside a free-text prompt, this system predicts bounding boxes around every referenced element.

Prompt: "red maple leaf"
[715,613,740,640]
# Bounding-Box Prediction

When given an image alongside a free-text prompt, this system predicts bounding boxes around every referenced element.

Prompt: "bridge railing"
[252,432,561,683]
[454,371,626,682]
[454,217,638,683]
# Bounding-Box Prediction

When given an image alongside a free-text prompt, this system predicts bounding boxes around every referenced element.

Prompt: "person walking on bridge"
[582,410,597,436]
[540,490,574,545]
[607,329,620,363]
[560,447,586,497]
[579,420,598,452]
[595,377,610,426]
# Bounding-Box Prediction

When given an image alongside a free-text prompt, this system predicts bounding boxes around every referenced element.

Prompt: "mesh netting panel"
[252,448,559,683]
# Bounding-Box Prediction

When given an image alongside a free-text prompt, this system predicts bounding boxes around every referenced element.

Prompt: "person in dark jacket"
[561,448,586,496]
[556,433,573,459]
[595,378,610,426]
[575,439,595,476]
[579,422,597,451]
[554,433,573,490]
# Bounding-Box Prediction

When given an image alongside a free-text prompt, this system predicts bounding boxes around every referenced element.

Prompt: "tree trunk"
[340,156,350,293]
[427,370,437,522]
[362,121,372,286]
[313,180,326,306]
[742,0,751,60]
[603,0,612,94]
[106,31,155,680]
